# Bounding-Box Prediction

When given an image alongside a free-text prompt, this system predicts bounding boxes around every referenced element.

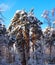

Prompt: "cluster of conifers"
[0,9,55,65]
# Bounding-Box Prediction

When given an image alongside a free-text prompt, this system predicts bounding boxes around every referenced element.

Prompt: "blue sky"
[0,0,55,29]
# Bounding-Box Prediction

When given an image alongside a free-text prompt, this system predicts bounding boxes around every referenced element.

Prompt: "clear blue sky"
[0,0,55,29]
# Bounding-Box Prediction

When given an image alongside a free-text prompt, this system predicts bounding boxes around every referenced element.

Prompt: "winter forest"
[0,8,55,65]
